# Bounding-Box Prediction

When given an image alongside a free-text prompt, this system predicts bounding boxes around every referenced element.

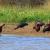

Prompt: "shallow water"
[0,34,50,50]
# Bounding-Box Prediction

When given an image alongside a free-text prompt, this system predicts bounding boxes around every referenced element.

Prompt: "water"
[0,34,50,50]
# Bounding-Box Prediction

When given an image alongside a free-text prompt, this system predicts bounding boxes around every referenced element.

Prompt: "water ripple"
[0,34,50,50]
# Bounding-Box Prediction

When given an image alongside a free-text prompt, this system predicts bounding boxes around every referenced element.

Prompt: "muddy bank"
[0,23,50,37]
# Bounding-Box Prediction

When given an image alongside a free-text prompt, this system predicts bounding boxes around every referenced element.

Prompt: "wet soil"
[1,23,50,37]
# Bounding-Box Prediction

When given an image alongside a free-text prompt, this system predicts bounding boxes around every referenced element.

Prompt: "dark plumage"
[14,22,28,30]
[0,24,5,36]
[33,21,45,32]
[43,23,50,32]
[33,24,40,32]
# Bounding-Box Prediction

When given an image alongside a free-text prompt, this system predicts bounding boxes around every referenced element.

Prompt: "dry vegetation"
[0,0,47,7]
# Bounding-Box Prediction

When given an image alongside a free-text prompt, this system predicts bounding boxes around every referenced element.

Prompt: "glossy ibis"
[0,24,5,36]
[43,23,50,32]
[33,21,45,32]
[14,22,28,30]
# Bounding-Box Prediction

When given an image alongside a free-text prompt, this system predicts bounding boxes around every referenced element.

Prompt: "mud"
[0,23,50,37]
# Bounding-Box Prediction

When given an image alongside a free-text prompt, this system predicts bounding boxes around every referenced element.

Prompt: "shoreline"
[0,23,50,37]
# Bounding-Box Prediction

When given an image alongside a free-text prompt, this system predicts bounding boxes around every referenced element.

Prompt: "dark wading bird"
[0,24,5,36]
[33,21,45,32]
[14,22,28,30]
[43,23,50,32]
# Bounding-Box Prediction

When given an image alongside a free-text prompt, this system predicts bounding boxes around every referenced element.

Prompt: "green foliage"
[0,6,50,23]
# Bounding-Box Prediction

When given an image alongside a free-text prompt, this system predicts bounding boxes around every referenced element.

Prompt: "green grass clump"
[0,6,50,23]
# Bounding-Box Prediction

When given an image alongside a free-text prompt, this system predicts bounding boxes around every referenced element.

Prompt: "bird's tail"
[14,26,19,30]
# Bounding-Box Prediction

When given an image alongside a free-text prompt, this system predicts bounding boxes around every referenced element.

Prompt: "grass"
[0,5,50,23]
